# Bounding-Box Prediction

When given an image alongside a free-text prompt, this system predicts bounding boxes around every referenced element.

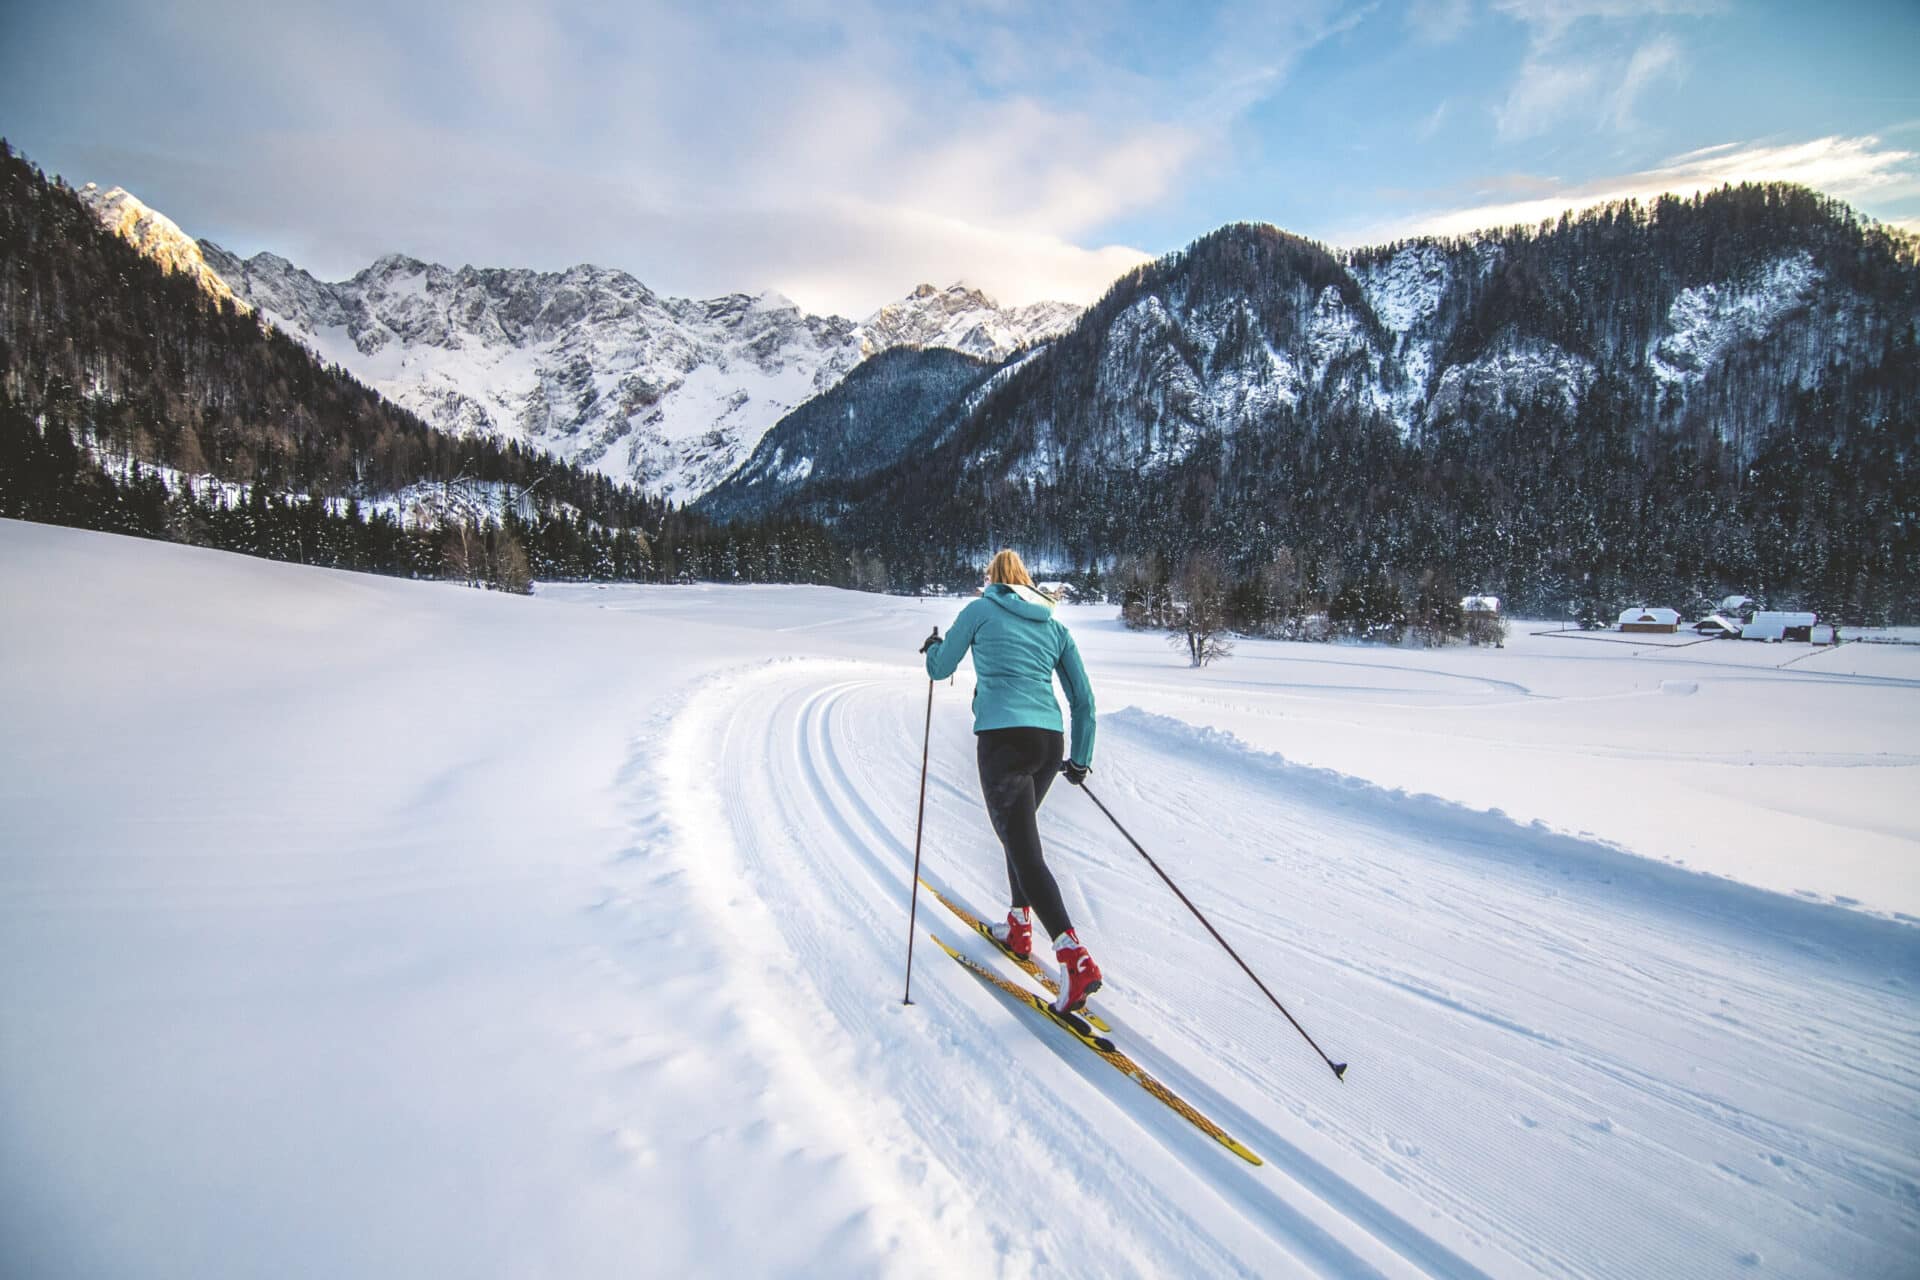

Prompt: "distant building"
[1720,594,1757,620]
[1692,615,1742,638]
[1619,606,1681,633]
[1462,595,1506,646]
[1741,611,1818,642]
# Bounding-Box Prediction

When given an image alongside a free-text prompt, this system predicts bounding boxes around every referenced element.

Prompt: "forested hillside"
[782,187,1920,624]
[698,345,993,520]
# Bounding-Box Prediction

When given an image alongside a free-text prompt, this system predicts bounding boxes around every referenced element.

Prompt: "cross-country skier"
[920,548,1102,1013]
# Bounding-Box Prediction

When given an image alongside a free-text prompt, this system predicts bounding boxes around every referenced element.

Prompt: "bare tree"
[442,525,480,586]
[487,530,534,594]
[1169,552,1235,667]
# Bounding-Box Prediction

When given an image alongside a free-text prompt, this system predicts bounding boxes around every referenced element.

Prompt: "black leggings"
[976,726,1071,942]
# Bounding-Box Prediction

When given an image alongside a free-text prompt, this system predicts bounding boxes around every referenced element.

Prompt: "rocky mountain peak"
[857,281,1078,362]
[78,183,248,313]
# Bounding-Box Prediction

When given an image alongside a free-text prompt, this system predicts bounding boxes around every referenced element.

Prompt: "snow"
[1652,252,1821,386]
[3,519,1916,1278]
[1354,244,1453,336]
[860,283,1080,362]
[1427,340,1595,424]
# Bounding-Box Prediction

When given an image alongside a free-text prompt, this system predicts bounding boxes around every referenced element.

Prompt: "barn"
[1618,607,1681,634]
[1741,611,1818,642]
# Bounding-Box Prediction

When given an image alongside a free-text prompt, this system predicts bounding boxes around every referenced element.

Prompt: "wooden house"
[1618,607,1681,634]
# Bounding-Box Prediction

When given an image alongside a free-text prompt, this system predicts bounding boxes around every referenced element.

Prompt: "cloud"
[1489,0,1723,39]
[1491,0,1716,140]
[1345,134,1920,243]
[3,0,1363,315]
[1495,54,1605,140]
[1605,36,1684,130]
[1406,0,1475,43]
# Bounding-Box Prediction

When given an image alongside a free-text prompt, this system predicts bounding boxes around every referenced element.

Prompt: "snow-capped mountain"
[193,247,1081,505]
[869,195,1907,486]
[193,245,870,505]
[859,283,1080,362]
[77,185,248,314]
[77,185,1081,505]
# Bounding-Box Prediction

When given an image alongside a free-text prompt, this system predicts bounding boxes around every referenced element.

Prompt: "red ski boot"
[1050,930,1103,1014]
[987,907,1032,960]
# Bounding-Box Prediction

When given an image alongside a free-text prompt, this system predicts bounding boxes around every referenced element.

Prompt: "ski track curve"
[650,658,1920,1279]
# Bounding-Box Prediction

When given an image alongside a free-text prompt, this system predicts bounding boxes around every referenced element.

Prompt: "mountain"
[0,141,846,591]
[192,245,869,507]
[72,185,1083,507]
[859,283,1081,362]
[776,186,1920,620]
[77,184,249,313]
[176,242,1079,506]
[697,345,995,521]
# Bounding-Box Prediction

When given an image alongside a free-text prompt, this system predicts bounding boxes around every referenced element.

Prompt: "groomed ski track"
[652,658,1919,1280]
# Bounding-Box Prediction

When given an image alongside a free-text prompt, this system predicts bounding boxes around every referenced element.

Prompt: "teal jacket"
[925,583,1096,768]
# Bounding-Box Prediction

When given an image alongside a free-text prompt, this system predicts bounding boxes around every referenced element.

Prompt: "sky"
[3,0,1917,316]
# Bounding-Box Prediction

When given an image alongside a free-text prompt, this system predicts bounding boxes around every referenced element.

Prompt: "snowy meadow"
[2,518,1915,1279]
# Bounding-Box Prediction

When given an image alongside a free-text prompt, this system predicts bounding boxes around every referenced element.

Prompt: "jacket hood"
[984,582,1056,621]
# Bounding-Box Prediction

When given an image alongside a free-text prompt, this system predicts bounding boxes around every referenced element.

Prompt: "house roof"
[1619,606,1681,624]
[1461,595,1501,612]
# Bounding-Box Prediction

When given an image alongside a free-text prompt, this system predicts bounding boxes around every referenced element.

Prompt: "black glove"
[1061,760,1089,785]
[919,626,941,654]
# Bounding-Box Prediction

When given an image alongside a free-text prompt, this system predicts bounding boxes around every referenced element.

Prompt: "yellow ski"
[930,931,1262,1167]
[918,878,1112,1032]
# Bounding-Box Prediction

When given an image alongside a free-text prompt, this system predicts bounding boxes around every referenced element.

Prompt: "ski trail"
[783,678,1482,1279]
[654,660,1517,1276]
[662,666,1314,1276]
[649,657,1920,1278]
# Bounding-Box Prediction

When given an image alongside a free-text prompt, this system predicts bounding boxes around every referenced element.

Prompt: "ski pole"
[901,639,938,1004]
[1077,779,1348,1081]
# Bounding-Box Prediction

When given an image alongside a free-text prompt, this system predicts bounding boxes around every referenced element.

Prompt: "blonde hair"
[985,548,1036,589]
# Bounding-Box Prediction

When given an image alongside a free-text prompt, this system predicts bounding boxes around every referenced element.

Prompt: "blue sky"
[3,0,1916,314]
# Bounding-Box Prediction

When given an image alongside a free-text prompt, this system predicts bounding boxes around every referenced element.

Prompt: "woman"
[921,549,1101,1013]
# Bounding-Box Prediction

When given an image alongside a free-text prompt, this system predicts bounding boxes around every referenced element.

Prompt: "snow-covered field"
[2,518,1915,1278]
